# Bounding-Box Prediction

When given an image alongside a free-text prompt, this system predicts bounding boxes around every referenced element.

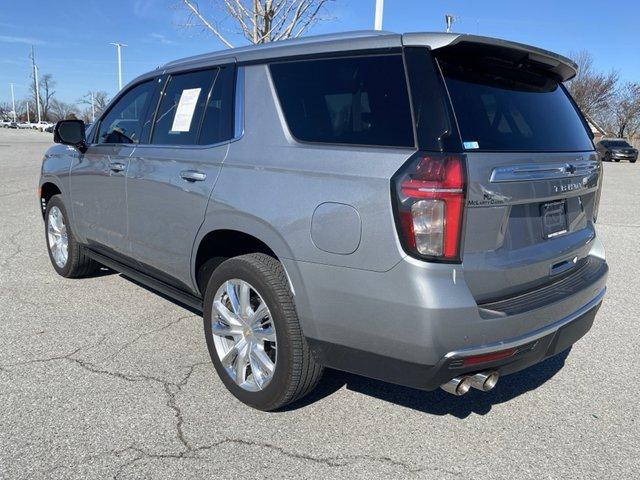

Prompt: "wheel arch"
[191,214,298,296]
[39,180,63,217]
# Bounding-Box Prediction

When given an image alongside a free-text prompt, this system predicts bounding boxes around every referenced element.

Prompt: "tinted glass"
[152,69,217,145]
[198,65,235,145]
[605,140,631,148]
[404,47,458,152]
[438,58,594,152]
[97,81,155,144]
[270,55,414,147]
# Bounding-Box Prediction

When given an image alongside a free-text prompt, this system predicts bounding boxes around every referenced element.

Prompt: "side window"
[198,65,235,145]
[97,81,155,144]
[269,55,414,147]
[151,69,217,146]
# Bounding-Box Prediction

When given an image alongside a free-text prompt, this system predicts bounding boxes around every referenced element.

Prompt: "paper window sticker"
[171,88,202,132]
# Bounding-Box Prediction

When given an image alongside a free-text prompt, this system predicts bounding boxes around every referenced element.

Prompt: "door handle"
[109,162,126,172]
[180,170,207,182]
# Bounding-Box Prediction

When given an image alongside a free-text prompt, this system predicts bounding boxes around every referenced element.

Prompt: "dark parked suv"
[597,138,638,163]
[41,31,607,410]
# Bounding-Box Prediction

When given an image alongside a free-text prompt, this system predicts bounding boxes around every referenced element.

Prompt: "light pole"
[26,101,30,123]
[110,42,127,90]
[10,83,16,122]
[374,0,384,30]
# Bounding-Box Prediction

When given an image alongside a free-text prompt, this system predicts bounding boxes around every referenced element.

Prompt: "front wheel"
[203,253,323,411]
[45,195,99,278]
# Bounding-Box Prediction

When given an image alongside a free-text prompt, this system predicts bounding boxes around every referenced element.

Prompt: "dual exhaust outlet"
[441,371,500,396]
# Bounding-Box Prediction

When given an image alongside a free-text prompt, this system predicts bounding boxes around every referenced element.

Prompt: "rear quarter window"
[269,54,414,148]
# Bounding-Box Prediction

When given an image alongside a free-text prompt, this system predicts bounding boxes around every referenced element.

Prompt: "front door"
[70,80,158,257]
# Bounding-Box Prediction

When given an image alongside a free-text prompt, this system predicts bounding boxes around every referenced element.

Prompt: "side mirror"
[54,120,87,153]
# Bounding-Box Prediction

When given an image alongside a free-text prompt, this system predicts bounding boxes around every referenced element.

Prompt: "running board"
[85,249,204,313]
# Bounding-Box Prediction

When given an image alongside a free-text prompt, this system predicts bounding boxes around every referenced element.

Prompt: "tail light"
[392,153,466,262]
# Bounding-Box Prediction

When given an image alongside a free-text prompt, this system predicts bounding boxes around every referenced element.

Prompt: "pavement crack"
[0,226,26,269]
[106,314,197,362]
[109,438,461,477]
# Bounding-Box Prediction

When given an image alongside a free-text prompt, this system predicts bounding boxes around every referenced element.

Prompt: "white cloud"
[149,33,177,45]
[0,35,46,45]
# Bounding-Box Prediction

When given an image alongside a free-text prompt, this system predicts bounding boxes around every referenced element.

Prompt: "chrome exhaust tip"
[441,376,472,396]
[468,371,500,392]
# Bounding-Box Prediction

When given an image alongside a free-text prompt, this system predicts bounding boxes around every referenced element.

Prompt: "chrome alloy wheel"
[211,279,277,392]
[47,206,68,268]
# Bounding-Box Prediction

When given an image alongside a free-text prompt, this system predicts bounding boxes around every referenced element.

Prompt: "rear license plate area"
[541,200,568,238]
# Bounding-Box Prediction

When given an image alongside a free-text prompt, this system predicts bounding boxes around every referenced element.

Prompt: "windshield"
[604,140,631,148]
[437,56,594,152]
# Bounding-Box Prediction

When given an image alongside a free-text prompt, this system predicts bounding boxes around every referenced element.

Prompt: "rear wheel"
[45,195,99,278]
[203,253,323,411]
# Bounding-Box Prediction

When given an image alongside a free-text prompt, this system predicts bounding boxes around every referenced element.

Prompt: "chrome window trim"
[119,65,244,151]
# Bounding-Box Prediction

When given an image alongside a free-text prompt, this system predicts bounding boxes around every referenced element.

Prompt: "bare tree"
[180,0,333,47]
[609,82,640,139]
[78,91,110,119]
[30,73,56,121]
[566,50,618,120]
[0,101,12,119]
[49,99,78,122]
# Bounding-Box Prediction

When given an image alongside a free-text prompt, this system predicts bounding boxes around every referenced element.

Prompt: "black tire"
[614,158,621,162]
[631,159,636,163]
[44,195,99,278]
[604,152,611,162]
[203,253,323,411]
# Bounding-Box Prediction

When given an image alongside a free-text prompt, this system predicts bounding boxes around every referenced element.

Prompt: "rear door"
[434,45,600,302]
[126,62,237,290]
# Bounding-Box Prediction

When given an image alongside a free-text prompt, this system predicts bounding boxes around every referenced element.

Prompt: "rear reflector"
[461,348,517,366]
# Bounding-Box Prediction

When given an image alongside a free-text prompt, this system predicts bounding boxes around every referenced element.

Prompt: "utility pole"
[374,0,384,30]
[110,42,127,90]
[30,46,42,123]
[26,101,30,123]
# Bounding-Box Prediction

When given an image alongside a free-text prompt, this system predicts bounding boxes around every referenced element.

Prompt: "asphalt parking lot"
[0,127,638,479]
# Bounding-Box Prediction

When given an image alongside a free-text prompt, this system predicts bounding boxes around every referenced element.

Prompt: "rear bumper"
[308,293,602,390]
[289,239,607,391]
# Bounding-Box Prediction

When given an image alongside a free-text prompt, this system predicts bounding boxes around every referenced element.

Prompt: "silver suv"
[41,31,608,410]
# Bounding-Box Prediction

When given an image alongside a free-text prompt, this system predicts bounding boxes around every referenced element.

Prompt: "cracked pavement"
[0,128,638,479]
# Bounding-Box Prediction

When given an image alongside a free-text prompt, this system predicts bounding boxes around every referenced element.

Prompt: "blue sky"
[1,0,638,104]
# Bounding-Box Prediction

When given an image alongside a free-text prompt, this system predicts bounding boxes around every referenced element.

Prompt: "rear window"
[270,55,414,147]
[437,55,593,152]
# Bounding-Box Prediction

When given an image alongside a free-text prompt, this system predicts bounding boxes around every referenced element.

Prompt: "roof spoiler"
[403,33,578,81]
